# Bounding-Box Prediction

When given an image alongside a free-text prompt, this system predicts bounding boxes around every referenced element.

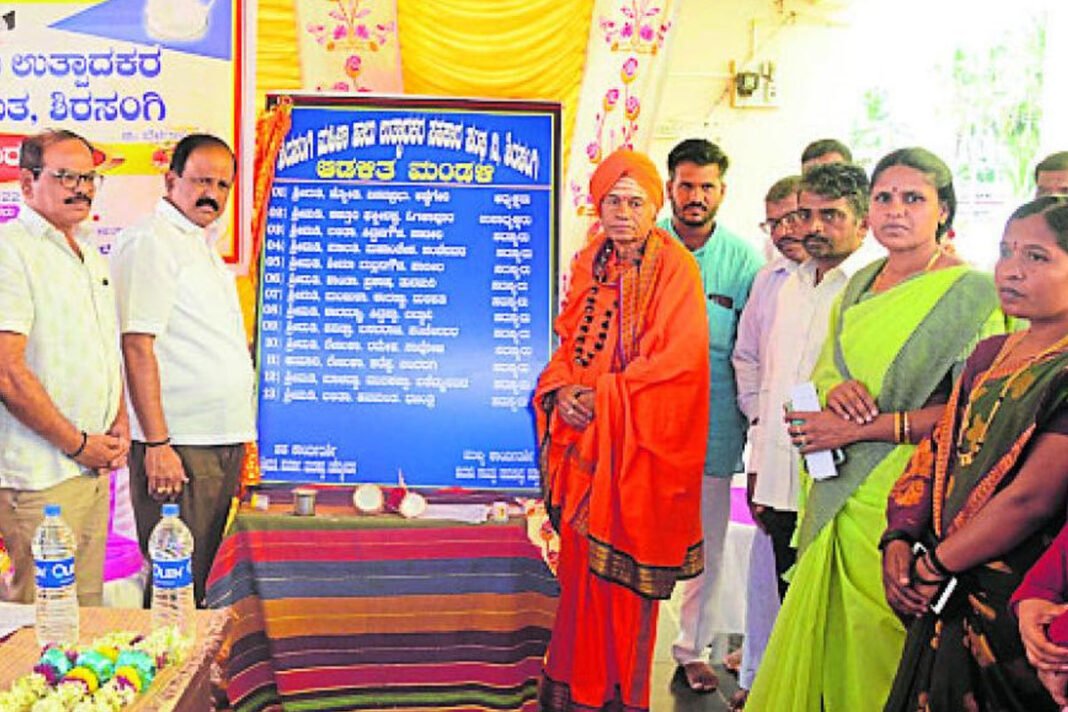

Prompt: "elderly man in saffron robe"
[534,148,711,711]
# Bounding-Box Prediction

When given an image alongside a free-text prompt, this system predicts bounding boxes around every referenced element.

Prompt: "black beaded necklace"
[572,285,616,368]
[572,240,623,368]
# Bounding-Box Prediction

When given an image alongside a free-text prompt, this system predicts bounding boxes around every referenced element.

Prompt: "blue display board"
[256,94,558,489]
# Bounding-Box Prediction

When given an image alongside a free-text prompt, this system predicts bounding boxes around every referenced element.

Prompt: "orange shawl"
[534,228,709,599]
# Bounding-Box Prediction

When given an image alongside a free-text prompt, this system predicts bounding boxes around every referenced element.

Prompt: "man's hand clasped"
[556,384,595,430]
[146,443,188,501]
[73,432,128,471]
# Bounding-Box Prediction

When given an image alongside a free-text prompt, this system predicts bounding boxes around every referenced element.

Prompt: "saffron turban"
[589,149,664,213]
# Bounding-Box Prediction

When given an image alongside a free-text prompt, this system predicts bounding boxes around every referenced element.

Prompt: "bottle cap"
[161,503,179,517]
[43,504,60,517]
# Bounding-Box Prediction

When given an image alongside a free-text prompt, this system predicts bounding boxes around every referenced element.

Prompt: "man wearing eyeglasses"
[726,172,824,708]
[725,174,810,708]
[658,138,763,694]
[0,129,128,606]
[734,175,806,435]
[113,133,254,606]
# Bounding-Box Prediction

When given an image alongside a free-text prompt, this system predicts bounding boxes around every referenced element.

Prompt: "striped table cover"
[206,490,559,712]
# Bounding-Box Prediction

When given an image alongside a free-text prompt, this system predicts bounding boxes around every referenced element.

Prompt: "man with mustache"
[727,174,807,707]
[659,138,763,694]
[734,175,807,437]
[726,163,878,709]
[0,129,127,605]
[113,133,254,606]
[750,162,876,595]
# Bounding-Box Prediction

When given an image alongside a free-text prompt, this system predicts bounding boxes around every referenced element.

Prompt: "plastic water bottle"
[148,503,195,639]
[31,504,79,647]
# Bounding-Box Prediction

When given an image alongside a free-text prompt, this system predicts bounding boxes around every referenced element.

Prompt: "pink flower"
[333,24,347,40]
[639,23,654,41]
[620,22,633,38]
[603,87,620,109]
[344,54,361,78]
[625,95,640,120]
[355,24,370,40]
[620,56,639,83]
[586,141,601,162]
[332,81,350,91]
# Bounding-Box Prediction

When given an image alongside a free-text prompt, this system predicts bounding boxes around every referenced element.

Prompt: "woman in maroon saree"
[881,196,1068,711]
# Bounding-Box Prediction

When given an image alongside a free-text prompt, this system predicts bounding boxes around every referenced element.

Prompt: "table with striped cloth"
[206,488,559,712]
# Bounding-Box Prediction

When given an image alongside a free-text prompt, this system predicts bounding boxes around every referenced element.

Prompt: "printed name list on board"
[256,94,559,490]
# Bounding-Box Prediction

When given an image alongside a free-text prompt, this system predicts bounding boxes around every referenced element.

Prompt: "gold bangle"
[893,411,903,444]
[903,411,912,444]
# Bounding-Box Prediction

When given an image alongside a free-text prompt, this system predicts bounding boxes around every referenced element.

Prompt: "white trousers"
[739,529,781,689]
[671,475,732,664]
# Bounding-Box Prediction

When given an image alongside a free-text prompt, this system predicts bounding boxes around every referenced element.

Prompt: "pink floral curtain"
[561,0,679,265]
[295,0,403,92]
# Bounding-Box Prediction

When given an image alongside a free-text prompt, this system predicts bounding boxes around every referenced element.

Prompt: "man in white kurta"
[730,174,806,699]
[0,130,127,605]
[113,133,255,605]
[751,163,881,585]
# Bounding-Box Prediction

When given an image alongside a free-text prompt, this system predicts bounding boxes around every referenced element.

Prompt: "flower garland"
[0,627,192,712]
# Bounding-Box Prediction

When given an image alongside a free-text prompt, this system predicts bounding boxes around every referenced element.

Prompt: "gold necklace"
[872,247,942,292]
[955,330,1068,466]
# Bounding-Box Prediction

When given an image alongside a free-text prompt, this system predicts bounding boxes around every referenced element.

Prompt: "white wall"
[650,0,861,250]
[649,0,1068,264]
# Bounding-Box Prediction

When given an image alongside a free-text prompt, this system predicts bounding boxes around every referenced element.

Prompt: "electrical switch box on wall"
[729,60,778,109]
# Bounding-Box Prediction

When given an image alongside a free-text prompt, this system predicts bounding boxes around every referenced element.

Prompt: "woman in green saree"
[880,197,1068,711]
[746,148,1008,711]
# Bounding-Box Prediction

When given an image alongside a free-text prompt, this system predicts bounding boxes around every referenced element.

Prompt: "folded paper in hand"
[790,381,839,481]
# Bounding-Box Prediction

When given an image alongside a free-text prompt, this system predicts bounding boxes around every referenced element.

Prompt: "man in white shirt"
[750,162,878,596]
[114,133,255,605]
[729,175,805,704]
[0,129,128,605]
[733,175,807,432]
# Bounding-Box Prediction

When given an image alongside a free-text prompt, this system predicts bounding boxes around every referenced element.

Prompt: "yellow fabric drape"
[396,0,593,167]
[255,0,593,156]
[254,0,594,204]
[244,0,301,334]
[254,0,302,109]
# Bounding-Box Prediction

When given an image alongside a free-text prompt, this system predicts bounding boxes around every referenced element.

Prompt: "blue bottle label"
[35,557,75,589]
[153,558,192,589]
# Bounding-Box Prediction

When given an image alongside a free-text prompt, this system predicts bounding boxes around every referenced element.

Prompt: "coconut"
[353,484,384,513]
